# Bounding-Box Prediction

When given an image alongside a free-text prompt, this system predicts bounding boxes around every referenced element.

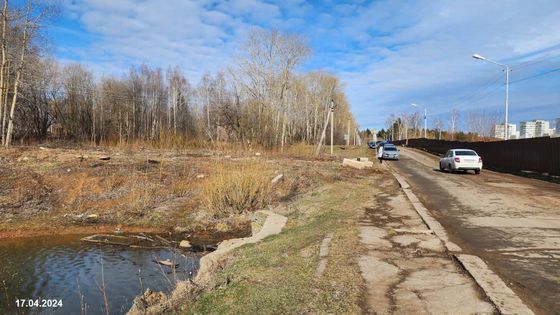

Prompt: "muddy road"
[387,147,560,315]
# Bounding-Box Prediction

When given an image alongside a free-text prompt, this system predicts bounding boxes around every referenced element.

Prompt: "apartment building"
[520,120,551,138]
[494,123,518,139]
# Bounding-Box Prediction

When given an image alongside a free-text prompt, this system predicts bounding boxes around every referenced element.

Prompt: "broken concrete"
[315,233,333,277]
[455,254,534,315]
[359,179,494,314]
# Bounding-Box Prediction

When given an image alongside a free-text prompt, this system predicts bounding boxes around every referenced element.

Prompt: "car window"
[455,150,477,156]
[384,146,397,151]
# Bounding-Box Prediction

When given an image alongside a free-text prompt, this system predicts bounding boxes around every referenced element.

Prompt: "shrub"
[202,161,272,217]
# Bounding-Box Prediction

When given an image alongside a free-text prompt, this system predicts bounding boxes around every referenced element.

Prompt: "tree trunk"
[5,0,30,147]
[0,0,7,145]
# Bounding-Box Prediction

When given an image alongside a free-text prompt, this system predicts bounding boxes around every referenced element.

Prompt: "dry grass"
[0,142,374,237]
[184,174,378,315]
[201,161,273,218]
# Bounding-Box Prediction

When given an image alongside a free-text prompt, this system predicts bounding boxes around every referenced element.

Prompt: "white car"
[439,149,483,174]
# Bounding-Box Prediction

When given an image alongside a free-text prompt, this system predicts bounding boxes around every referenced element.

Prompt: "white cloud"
[55,0,560,129]
[312,0,560,129]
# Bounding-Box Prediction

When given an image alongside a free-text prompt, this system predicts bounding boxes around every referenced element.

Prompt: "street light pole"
[330,102,334,155]
[473,53,510,140]
[505,64,509,140]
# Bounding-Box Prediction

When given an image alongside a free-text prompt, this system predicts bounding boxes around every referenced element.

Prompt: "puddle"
[0,235,199,315]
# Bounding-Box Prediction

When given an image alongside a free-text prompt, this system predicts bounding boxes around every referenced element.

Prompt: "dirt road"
[387,147,560,314]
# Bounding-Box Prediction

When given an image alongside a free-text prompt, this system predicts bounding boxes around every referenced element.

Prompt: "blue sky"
[47,0,560,131]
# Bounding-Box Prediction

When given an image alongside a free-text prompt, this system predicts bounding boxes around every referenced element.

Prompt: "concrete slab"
[455,254,534,315]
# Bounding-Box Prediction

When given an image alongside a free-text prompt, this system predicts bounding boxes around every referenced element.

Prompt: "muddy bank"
[127,210,288,315]
[0,225,164,240]
[0,220,252,242]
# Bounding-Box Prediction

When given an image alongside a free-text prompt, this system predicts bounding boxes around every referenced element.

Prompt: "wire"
[509,67,560,85]
[511,52,560,71]
[451,74,503,109]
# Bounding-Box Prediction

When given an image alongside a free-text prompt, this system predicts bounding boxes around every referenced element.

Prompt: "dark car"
[377,140,391,147]
[368,141,377,149]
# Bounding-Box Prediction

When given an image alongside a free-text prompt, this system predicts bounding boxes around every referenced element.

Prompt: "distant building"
[535,120,551,137]
[494,123,518,139]
[556,118,560,136]
[520,121,536,138]
[520,120,551,138]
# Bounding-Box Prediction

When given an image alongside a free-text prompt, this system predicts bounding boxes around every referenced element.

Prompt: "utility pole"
[505,64,510,140]
[315,100,336,156]
[330,100,335,155]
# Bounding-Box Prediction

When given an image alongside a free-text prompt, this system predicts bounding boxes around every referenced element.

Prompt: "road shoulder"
[359,170,495,314]
[385,162,535,315]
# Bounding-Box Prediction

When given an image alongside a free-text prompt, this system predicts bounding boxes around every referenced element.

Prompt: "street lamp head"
[473,53,486,60]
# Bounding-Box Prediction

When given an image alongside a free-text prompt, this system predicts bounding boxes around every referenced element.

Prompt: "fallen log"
[81,234,163,248]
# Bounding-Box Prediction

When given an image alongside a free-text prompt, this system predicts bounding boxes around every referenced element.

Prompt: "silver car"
[382,145,400,160]
[439,149,483,174]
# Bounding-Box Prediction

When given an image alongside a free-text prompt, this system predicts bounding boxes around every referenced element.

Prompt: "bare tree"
[3,0,55,146]
[434,117,444,140]
[449,108,459,140]
[409,112,420,138]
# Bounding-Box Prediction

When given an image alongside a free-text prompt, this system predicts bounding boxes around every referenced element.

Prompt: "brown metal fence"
[393,137,560,176]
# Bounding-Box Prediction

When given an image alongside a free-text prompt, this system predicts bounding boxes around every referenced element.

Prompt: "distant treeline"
[0,2,357,150]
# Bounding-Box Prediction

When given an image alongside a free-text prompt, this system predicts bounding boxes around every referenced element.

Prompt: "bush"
[202,161,272,217]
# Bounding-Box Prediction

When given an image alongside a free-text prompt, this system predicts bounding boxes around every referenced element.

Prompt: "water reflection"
[0,235,199,315]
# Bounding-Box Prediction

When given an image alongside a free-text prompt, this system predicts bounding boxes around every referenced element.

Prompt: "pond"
[0,235,199,315]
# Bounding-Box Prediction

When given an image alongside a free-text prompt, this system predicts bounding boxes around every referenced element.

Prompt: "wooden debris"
[155,259,178,268]
[155,235,172,245]
[271,174,284,184]
[81,234,165,248]
[99,156,111,160]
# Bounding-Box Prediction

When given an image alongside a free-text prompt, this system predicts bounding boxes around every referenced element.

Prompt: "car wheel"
[439,162,444,171]
[475,169,481,175]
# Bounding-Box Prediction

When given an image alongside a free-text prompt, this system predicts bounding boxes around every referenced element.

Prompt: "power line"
[509,67,560,85]
[511,54,560,70]
[451,74,503,109]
